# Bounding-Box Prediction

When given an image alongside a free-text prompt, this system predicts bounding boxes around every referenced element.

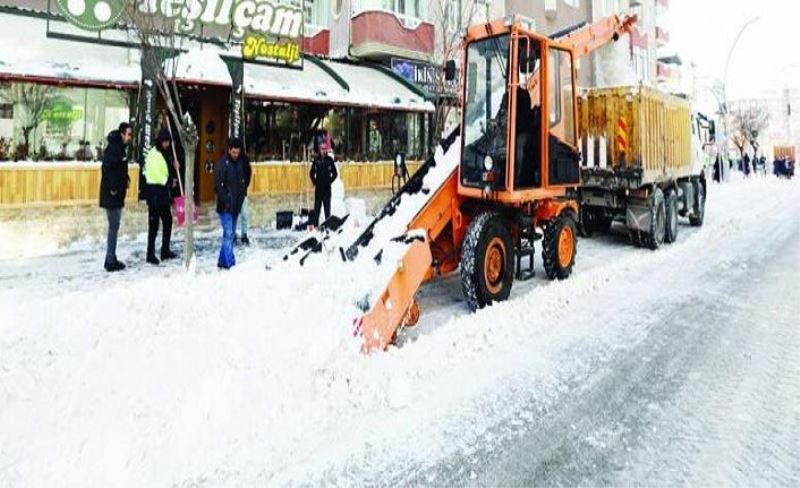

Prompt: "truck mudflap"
[626,200,652,232]
[353,234,434,352]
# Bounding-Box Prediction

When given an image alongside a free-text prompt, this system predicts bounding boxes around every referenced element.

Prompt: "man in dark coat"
[309,129,338,228]
[143,128,178,265]
[99,122,133,272]
[215,138,247,269]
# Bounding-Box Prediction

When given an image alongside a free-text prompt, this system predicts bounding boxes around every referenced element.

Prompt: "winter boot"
[242,234,250,246]
[146,254,160,266]
[161,249,178,260]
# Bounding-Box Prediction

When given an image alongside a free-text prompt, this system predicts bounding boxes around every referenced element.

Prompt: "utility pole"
[722,16,760,178]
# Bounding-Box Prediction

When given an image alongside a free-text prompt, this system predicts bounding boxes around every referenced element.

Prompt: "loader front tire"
[461,212,515,311]
[543,213,577,281]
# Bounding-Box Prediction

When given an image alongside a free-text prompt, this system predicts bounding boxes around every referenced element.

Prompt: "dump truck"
[576,86,707,248]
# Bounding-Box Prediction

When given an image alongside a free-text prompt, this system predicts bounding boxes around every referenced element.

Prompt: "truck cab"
[458,17,582,204]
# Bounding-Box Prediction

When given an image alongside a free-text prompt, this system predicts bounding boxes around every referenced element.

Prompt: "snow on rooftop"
[244,60,349,104]
[322,60,435,113]
[162,48,232,87]
[0,12,140,85]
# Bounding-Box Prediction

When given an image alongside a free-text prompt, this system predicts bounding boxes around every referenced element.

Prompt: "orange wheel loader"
[348,14,637,352]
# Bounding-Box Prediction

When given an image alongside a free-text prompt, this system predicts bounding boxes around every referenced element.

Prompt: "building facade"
[0,0,441,204]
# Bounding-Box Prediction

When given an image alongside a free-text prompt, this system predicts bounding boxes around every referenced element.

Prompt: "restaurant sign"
[55,0,305,65]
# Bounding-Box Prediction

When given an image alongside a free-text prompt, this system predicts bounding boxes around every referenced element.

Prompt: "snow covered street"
[1,176,799,487]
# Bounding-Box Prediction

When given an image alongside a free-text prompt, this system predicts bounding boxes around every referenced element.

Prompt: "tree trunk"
[183,142,196,269]
[22,127,32,157]
[179,118,199,270]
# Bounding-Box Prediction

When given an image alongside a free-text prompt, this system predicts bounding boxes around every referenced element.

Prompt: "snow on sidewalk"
[0,175,798,486]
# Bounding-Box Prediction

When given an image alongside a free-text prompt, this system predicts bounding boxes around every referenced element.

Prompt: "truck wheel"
[629,230,643,248]
[543,213,577,280]
[665,190,679,244]
[689,181,705,227]
[460,211,515,311]
[641,187,666,250]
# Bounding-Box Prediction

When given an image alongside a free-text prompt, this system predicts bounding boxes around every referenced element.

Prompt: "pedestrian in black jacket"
[215,138,247,268]
[310,130,338,228]
[143,128,178,265]
[99,122,133,272]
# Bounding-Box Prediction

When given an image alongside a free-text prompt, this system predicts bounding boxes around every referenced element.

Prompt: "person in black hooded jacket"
[99,122,133,272]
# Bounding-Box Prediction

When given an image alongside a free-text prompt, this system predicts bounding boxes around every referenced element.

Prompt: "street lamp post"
[722,16,760,179]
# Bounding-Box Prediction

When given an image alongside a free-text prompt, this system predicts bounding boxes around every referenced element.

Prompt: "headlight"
[484,155,494,171]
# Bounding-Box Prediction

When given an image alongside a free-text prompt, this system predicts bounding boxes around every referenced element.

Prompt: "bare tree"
[0,82,56,159]
[121,5,199,269]
[729,104,769,158]
[429,0,481,140]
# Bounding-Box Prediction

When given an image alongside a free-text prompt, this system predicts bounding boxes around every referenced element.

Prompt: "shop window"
[0,82,129,161]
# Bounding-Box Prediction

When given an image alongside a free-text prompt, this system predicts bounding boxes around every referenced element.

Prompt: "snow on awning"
[162,49,232,87]
[321,60,434,113]
[244,60,349,105]
[0,12,140,87]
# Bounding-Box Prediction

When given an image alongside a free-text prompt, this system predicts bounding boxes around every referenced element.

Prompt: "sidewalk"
[0,226,297,299]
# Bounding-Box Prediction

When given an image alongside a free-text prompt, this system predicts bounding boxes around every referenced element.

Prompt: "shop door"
[196,87,229,203]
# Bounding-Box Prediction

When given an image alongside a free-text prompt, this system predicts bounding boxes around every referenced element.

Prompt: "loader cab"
[458,19,581,203]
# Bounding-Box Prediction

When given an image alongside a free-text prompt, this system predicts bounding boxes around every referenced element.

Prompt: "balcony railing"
[630,27,649,49]
[350,9,434,61]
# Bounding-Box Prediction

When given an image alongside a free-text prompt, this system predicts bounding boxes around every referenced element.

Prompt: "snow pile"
[0,176,799,485]
[275,138,460,306]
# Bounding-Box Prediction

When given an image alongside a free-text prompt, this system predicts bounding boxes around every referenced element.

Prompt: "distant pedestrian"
[234,152,253,246]
[215,138,247,269]
[99,122,133,272]
[143,128,178,265]
[310,128,338,228]
[743,153,751,175]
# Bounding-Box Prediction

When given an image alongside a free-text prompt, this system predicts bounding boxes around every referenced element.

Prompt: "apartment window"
[599,0,620,17]
[473,0,491,24]
[0,103,12,119]
[304,0,329,26]
[447,0,460,34]
[383,0,422,18]
[632,46,648,81]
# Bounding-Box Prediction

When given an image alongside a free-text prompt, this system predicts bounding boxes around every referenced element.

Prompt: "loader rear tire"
[543,213,577,281]
[665,189,679,244]
[460,211,515,311]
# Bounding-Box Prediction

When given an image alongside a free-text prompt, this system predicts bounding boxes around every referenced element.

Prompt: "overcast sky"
[666,0,799,101]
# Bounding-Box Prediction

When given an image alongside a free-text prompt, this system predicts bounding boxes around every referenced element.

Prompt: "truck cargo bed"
[578,85,693,188]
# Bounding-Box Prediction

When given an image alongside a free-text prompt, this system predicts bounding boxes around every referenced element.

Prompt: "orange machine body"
[357,14,636,352]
